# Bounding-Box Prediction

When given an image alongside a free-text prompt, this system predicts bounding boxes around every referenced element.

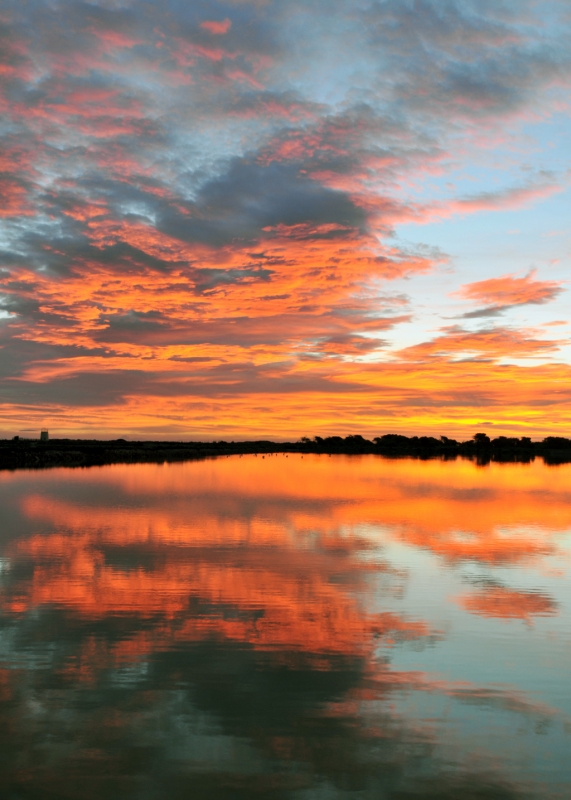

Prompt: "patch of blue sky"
[392,191,571,284]
[389,144,567,208]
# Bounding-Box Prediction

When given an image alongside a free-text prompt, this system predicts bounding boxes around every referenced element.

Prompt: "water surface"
[0,455,570,799]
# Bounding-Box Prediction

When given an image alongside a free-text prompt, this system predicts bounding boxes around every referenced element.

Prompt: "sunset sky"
[1,0,570,439]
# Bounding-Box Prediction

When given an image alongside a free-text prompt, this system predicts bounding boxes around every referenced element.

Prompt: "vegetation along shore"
[1,433,571,471]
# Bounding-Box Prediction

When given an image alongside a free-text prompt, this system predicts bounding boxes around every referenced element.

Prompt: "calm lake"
[0,455,570,799]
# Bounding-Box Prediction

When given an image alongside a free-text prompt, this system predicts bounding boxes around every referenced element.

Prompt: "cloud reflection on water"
[0,455,569,798]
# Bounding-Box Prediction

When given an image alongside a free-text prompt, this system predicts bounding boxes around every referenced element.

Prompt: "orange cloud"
[457,271,564,309]
[397,326,563,362]
[2,357,571,440]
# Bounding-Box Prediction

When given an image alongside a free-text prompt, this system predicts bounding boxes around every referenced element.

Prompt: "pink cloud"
[226,69,264,90]
[90,28,144,50]
[450,181,565,214]
[384,179,569,230]
[0,177,33,217]
[200,19,232,35]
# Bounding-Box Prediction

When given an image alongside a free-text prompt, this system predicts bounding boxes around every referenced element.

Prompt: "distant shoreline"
[1,434,571,471]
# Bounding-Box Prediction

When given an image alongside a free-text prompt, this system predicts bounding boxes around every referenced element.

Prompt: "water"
[0,454,570,799]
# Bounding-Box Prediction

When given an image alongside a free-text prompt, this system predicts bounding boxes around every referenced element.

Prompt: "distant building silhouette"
[40,430,49,441]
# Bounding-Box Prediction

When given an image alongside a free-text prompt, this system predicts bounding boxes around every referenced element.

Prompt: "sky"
[0,0,570,440]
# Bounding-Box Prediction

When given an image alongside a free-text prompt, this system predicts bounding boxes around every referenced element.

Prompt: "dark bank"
[1,432,571,471]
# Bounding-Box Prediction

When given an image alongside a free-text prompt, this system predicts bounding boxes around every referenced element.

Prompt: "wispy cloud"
[456,270,566,317]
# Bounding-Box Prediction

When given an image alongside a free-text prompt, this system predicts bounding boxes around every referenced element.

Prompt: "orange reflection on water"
[8,530,425,658]
[455,587,558,621]
[1,455,569,670]
[3,479,430,664]
[20,454,567,561]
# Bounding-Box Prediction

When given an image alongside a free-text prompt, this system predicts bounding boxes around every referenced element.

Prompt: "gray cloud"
[175,160,366,244]
[461,306,505,319]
